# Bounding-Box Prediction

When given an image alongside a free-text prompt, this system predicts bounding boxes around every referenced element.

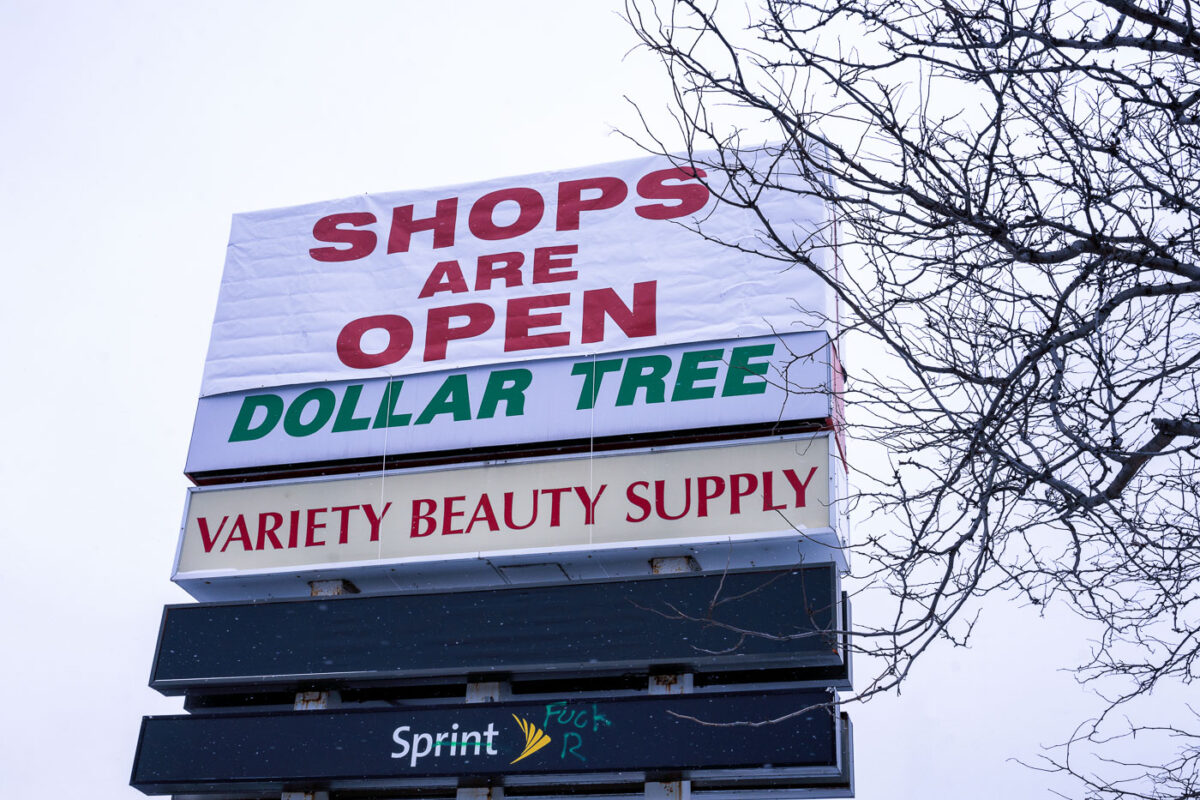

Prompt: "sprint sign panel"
[132,689,841,794]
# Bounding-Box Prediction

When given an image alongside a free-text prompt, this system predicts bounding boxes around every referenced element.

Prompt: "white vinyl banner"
[185,331,833,477]
[200,149,834,397]
[175,435,836,580]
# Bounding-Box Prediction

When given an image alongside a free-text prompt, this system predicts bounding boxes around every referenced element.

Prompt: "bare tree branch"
[624,0,1200,797]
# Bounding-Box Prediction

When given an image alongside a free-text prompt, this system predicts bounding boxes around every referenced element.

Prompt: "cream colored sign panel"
[176,436,831,577]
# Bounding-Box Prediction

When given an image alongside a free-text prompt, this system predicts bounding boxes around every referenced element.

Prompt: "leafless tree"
[624,1,1200,796]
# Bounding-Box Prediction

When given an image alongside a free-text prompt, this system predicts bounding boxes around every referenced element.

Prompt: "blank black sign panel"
[151,567,843,694]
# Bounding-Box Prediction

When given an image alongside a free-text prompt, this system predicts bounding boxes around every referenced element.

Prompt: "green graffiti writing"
[542,701,613,763]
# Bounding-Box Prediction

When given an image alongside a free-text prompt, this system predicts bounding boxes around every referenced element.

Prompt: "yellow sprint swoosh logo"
[509,715,552,764]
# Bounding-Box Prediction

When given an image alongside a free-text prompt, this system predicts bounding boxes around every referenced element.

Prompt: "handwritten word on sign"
[543,701,613,763]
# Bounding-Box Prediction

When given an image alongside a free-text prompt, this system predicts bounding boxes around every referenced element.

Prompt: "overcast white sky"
[0,2,1141,798]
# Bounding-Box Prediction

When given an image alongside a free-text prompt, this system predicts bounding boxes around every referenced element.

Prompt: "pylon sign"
[135,148,855,800]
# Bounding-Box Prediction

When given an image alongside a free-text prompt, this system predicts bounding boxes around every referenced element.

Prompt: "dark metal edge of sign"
[154,563,830,612]
[185,419,833,486]
[150,567,845,696]
[689,588,852,694]
[687,714,854,798]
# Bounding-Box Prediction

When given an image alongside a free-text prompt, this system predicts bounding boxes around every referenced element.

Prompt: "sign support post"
[280,580,352,800]
[646,556,695,800]
[459,681,508,800]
